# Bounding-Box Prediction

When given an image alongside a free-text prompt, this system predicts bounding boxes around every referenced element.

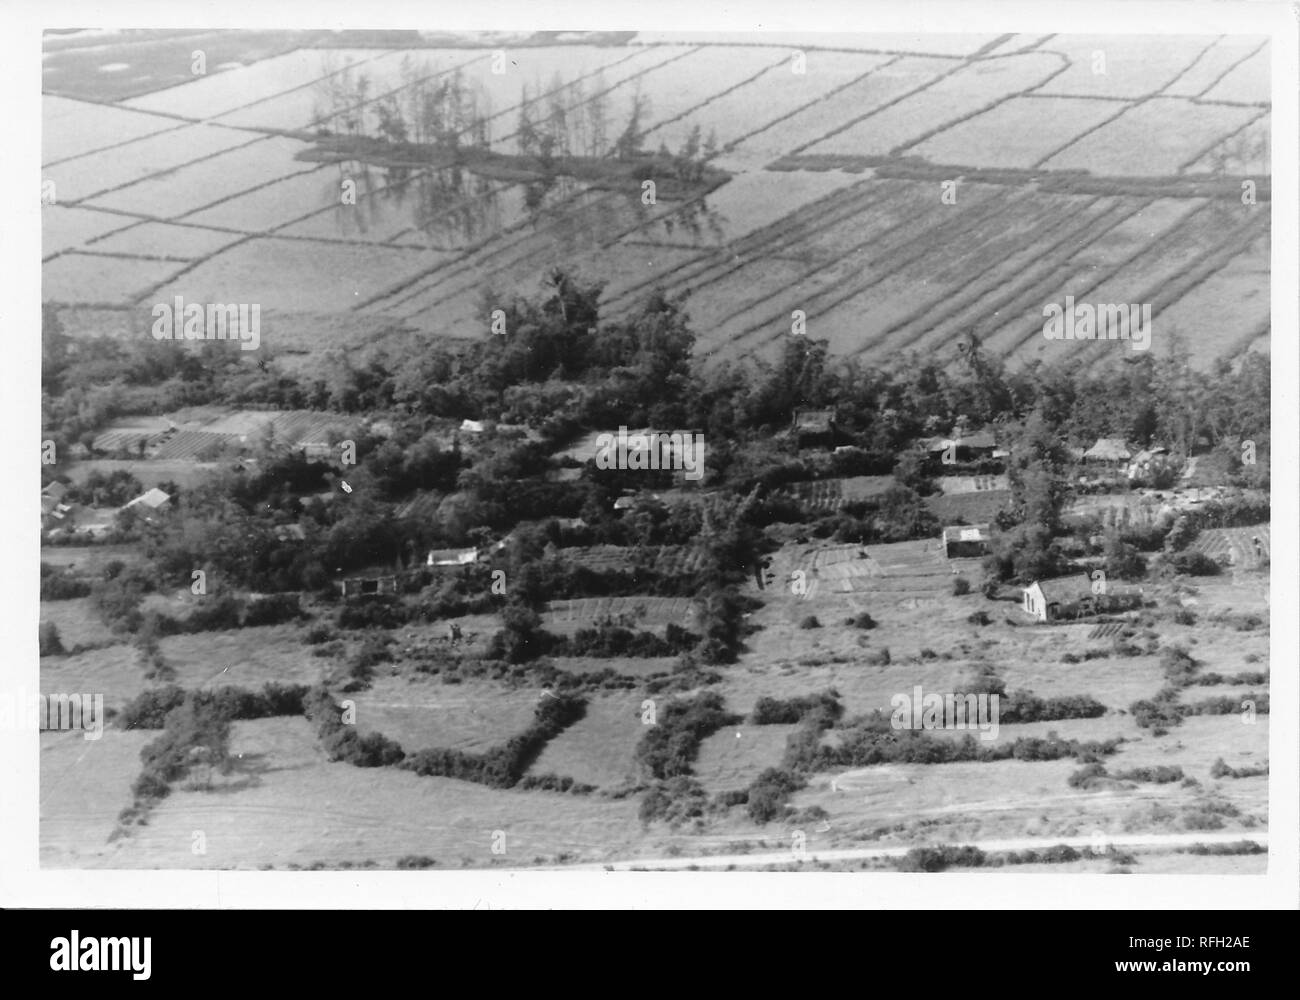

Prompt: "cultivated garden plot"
[527,692,647,789]
[633,32,1005,57]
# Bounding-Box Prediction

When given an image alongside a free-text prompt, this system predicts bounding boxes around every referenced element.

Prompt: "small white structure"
[460,419,486,433]
[121,488,171,513]
[427,547,479,567]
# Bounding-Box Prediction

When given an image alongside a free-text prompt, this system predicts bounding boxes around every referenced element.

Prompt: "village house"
[1021,574,1142,622]
[121,488,171,515]
[923,426,1001,464]
[427,546,479,567]
[1082,438,1132,467]
[941,523,992,559]
[791,409,837,450]
[1127,445,1170,480]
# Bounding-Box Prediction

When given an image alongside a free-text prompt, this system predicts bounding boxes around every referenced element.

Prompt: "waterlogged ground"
[42,31,1268,368]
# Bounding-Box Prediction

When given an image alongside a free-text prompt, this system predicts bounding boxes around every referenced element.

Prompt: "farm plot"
[689,180,977,361]
[41,643,146,715]
[87,221,246,260]
[151,236,447,314]
[527,692,647,788]
[42,96,181,165]
[694,724,799,793]
[909,96,1121,169]
[642,51,896,157]
[154,625,326,691]
[104,747,645,869]
[543,596,696,633]
[1036,35,1217,99]
[633,33,1003,57]
[39,598,119,650]
[210,50,435,131]
[1150,237,1270,368]
[41,729,156,867]
[65,459,224,490]
[1163,37,1269,98]
[837,189,1112,361]
[1042,98,1260,176]
[619,169,864,250]
[999,651,1164,710]
[348,677,544,755]
[151,430,243,460]
[44,307,138,341]
[1200,44,1270,104]
[778,476,897,511]
[278,172,505,246]
[45,123,257,205]
[42,206,137,259]
[595,46,791,139]
[389,177,590,252]
[805,53,1063,157]
[179,165,346,233]
[122,48,399,120]
[42,252,190,306]
[979,199,1261,365]
[84,136,320,220]
[1188,112,1270,175]
[1194,525,1270,570]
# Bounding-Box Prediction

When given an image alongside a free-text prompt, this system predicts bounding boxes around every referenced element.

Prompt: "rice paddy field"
[42,31,1268,371]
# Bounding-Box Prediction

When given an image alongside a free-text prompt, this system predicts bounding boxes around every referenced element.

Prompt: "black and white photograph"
[4,0,1297,917]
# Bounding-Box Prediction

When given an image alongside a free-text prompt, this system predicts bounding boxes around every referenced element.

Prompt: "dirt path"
[551,830,1268,870]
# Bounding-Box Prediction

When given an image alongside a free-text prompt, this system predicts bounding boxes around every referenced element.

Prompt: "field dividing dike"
[865,195,1129,356]
[710,187,1023,359]
[785,53,985,158]
[995,204,1262,363]
[490,47,702,149]
[1066,212,1266,373]
[1178,106,1271,173]
[57,133,273,209]
[717,55,905,158]
[597,179,893,316]
[878,196,1152,357]
[639,50,792,139]
[1031,95,1158,170]
[43,120,196,171]
[1195,38,1270,100]
[204,48,408,124]
[1154,35,1227,99]
[890,50,1071,156]
[355,188,624,312]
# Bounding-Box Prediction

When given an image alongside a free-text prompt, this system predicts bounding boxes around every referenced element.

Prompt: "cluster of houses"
[41,481,172,539]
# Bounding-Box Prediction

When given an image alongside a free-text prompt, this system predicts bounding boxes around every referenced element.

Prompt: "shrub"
[303,624,335,645]
[395,855,438,869]
[1172,608,1197,625]
[897,845,987,872]
[951,576,971,596]
[38,621,64,656]
[634,692,740,780]
[864,646,891,666]
[40,563,92,601]
[966,610,992,626]
[746,768,805,824]
[846,612,877,630]
[243,594,308,628]
[799,615,821,630]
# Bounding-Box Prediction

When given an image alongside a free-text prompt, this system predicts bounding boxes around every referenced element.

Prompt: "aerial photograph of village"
[38,26,1271,874]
